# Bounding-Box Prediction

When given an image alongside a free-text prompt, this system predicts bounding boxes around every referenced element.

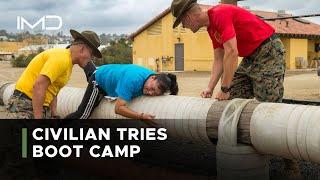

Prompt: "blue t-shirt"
[95,64,155,102]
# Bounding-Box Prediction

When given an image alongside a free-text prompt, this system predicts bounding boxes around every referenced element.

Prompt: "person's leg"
[250,38,286,102]
[250,38,300,178]
[65,61,104,119]
[6,95,34,119]
[83,61,97,82]
[64,77,103,119]
[252,72,285,102]
[2,96,38,178]
[43,107,52,119]
[229,57,254,100]
[7,95,58,119]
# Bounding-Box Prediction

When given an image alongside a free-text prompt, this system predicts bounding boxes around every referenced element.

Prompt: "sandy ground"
[0,61,319,118]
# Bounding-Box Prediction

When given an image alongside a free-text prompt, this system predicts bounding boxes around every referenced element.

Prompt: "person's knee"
[230,84,254,99]
[254,88,283,102]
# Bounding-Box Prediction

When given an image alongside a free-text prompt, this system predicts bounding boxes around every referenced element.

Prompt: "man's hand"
[141,113,157,127]
[215,90,230,101]
[51,115,61,119]
[201,88,213,98]
[141,113,155,120]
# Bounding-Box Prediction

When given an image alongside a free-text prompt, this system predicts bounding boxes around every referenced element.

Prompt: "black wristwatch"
[221,86,231,93]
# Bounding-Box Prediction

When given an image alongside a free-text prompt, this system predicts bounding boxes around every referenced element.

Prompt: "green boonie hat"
[70,29,102,58]
[171,0,197,28]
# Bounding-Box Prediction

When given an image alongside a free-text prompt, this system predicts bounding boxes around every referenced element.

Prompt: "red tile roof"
[129,7,320,40]
[253,10,320,38]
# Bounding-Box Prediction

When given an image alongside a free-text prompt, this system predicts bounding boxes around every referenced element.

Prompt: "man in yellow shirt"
[6,29,102,119]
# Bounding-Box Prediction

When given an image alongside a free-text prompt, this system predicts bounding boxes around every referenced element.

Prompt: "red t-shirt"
[207,4,275,57]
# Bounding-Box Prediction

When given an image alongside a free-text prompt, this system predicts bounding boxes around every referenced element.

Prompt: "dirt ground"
[0,61,319,118]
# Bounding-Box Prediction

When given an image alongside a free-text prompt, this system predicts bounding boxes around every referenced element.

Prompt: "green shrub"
[11,53,37,67]
[95,38,132,66]
[11,46,44,67]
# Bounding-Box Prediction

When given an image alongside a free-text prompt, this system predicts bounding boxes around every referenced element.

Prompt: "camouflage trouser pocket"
[272,39,286,56]
[6,95,34,119]
[6,95,52,119]
[230,38,286,102]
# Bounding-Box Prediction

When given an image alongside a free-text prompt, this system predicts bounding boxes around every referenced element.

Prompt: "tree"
[11,46,43,68]
[11,54,36,67]
[95,38,132,66]
[37,47,45,54]
[0,29,8,36]
[99,33,108,45]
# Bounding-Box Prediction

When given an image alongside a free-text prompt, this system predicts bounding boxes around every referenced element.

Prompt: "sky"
[0,0,319,35]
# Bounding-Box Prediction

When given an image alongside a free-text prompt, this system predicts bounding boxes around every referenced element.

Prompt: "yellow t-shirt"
[16,48,73,107]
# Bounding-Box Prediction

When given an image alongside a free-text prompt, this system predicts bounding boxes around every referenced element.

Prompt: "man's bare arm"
[115,98,155,120]
[33,75,50,119]
[201,48,224,98]
[208,48,225,90]
[50,96,58,117]
[221,37,238,88]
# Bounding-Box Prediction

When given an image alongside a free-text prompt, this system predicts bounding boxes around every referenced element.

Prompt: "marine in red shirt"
[171,0,299,177]
[171,0,286,103]
[207,4,275,57]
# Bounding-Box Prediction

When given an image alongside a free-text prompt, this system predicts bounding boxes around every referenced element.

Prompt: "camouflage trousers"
[229,38,286,102]
[6,94,52,119]
[229,38,301,178]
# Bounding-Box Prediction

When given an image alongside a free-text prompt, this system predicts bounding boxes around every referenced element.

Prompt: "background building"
[0,52,13,61]
[129,7,320,72]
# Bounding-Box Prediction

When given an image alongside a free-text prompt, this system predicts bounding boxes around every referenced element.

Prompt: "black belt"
[13,90,31,101]
[260,34,279,47]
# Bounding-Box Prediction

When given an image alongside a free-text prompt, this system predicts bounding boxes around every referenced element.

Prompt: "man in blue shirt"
[65,62,179,120]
